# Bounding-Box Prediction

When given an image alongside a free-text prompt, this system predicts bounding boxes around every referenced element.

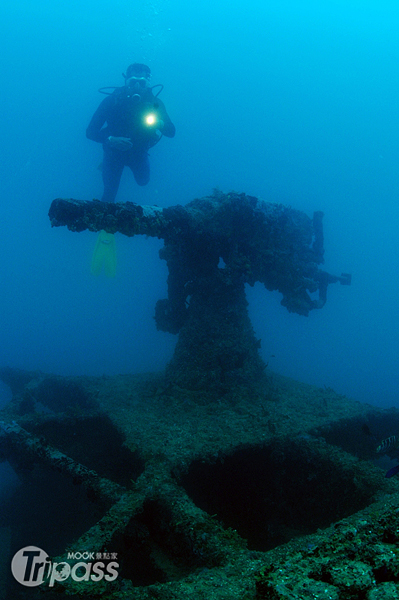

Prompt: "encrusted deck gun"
[49,191,351,393]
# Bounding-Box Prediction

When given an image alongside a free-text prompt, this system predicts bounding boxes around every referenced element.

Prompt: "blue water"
[1,0,399,407]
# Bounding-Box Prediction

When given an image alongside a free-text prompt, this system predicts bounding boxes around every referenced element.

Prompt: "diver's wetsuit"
[86,87,175,202]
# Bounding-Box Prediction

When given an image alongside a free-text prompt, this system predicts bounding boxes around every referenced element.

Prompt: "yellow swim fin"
[91,230,117,277]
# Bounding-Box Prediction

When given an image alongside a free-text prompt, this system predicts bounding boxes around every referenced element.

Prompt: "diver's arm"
[155,98,176,138]
[86,96,114,143]
[161,116,176,138]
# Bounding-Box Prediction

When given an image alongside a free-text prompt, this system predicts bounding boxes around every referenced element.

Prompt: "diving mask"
[125,76,150,92]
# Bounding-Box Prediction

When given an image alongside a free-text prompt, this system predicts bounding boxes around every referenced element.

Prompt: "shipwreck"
[2,192,397,600]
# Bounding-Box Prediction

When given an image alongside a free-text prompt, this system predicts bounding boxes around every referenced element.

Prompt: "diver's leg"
[129,152,150,186]
[101,147,125,202]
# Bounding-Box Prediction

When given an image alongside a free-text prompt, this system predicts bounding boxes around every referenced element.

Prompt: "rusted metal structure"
[48,191,350,394]
[0,366,398,599]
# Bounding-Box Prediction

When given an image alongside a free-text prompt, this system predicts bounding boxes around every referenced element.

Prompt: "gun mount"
[49,190,350,395]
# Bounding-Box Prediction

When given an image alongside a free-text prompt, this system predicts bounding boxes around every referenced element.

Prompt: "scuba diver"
[86,63,175,276]
[87,62,175,203]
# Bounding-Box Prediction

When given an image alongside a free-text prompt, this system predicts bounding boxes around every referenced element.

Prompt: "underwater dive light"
[144,113,157,126]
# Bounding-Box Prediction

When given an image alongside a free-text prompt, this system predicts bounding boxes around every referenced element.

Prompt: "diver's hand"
[107,136,133,151]
[155,121,164,139]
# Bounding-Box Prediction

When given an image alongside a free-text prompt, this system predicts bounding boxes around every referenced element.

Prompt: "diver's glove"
[107,136,133,151]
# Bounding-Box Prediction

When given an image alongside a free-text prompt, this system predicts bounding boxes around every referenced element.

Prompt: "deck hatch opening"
[27,415,144,488]
[111,499,220,586]
[178,440,378,551]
